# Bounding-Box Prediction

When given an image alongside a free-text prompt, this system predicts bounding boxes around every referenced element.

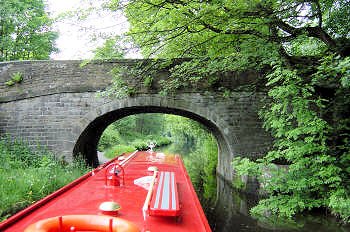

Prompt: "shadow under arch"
[73,106,231,171]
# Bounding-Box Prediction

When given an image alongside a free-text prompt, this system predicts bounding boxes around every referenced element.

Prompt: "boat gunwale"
[178,155,211,232]
[0,150,138,230]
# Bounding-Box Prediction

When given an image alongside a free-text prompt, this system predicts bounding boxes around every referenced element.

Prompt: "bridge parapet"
[0,60,263,103]
[0,60,117,102]
[0,60,272,186]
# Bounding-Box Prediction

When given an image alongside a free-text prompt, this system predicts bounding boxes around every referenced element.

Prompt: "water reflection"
[205,176,350,232]
[157,145,349,232]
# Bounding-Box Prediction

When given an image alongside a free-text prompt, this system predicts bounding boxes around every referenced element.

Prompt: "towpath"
[97,151,111,164]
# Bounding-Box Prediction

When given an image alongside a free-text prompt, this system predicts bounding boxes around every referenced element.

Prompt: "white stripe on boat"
[161,172,171,209]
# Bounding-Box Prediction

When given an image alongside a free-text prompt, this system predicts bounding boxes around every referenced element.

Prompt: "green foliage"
[233,62,350,222]
[96,67,132,99]
[98,114,171,153]
[328,189,350,223]
[0,0,58,61]
[232,175,245,190]
[98,113,218,213]
[98,125,122,151]
[112,115,137,138]
[165,115,204,145]
[284,35,328,57]
[232,157,261,177]
[130,140,148,151]
[325,1,350,40]
[130,136,171,151]
[97,59,176,97]
[104,145,136,159]
[133,114,166,136]
[181,127,218,209]
[99,0,350,94]
[5,72,23,87]
[91,0,350,223]
[0,137,90,221]
[163,114,218,204]
[11,72,23,83]
[315,54,350,88]
[4,80,15,87]
[250,195,323,219]
[93,36,125,60]
[143,76,153,88]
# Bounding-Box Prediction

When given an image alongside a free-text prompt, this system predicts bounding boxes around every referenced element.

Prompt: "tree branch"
[200,21,265,38]
[314,0,323,27]
[273,19,337,49]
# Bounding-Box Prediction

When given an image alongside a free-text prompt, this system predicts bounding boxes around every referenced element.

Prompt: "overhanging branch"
[201,22,265,38]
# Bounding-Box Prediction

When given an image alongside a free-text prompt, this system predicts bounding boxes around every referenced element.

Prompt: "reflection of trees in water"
[162,129,218,222]
[98,114,347,231]
[161,140,193,156]
[210,177,349,232]
[165,129,349,232]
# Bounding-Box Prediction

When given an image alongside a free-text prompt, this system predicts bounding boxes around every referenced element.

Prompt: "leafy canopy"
[101,0,350,94]
[0,0,58,61]
[99,0,350,222]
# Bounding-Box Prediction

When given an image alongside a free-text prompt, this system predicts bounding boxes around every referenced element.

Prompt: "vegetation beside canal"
[98,113,218,210]
[0,137,90,222]
[1,0,349,226]
[0,114,217,223]
[232,62,350,223]
[98,114,172,158]
[98,0,350,224]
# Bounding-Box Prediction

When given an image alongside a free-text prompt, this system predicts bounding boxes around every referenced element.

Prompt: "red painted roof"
[0,151,211,232]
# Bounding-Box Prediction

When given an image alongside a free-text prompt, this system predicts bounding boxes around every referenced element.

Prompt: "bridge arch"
[72,95,233,180]
[0,60,272,184]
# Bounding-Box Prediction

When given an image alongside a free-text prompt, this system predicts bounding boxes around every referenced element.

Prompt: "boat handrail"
[119,150,138,166]
[105,162,125,186]
[142,170,158,220]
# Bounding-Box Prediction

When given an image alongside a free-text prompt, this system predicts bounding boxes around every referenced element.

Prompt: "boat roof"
[0,151,211,232]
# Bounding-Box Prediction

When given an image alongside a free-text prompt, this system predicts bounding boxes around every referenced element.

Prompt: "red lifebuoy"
[24,214,140,232]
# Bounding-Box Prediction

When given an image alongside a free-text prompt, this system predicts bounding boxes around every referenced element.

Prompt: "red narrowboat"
[0,151,212,232]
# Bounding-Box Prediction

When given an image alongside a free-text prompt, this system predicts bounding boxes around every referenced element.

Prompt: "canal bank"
[204,176,350,232]
[160,144,349,231]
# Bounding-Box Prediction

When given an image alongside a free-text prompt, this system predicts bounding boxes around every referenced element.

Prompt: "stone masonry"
[0,60,273,184]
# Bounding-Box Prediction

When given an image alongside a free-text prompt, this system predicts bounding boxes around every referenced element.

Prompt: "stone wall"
[0,60,273,184]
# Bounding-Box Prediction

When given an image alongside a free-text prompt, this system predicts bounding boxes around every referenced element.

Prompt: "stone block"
[0,60,273,188]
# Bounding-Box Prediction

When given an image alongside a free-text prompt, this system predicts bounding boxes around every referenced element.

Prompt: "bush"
[130,139,149,150]
[128,136,172,151]
[0,137,90,222]
[98,127,122,151]
[104,145,136,159]
[152,136,172,147]
[329,189,350,222]
[183,134,217,207]
[232,64,350,223]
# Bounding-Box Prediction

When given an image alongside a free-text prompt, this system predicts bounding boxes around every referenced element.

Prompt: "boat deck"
[0,151,211,232]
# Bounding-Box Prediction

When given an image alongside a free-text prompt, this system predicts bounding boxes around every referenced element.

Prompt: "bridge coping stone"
[0,60,272,189]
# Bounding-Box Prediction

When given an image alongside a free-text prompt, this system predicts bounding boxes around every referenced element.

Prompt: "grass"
[0,137,90,222]
[104,145,136,159]
[101,133,172,159]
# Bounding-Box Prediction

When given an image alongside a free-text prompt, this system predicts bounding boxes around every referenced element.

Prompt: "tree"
[0,0,58,61]
[93,36,125,59]
[101,0,350,222]
[112,0,349,59]
[102,0,350,93]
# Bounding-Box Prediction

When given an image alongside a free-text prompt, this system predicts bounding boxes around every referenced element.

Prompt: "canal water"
[204,176,350,232]
[158,145,350,232]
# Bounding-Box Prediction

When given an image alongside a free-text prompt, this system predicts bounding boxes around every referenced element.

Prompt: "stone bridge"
[0,60,272,184]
